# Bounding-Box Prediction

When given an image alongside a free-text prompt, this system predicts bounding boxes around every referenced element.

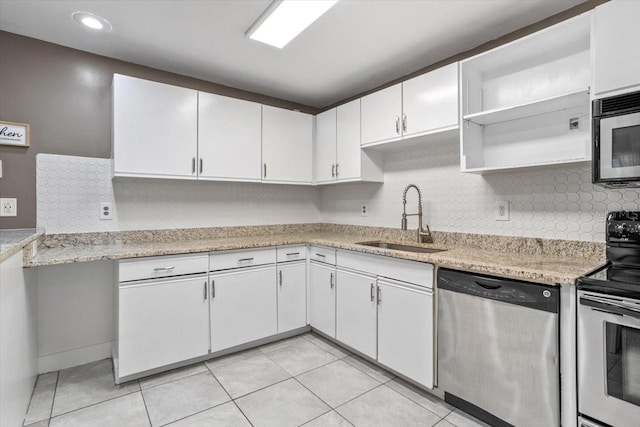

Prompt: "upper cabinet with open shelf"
[460,12,592,173]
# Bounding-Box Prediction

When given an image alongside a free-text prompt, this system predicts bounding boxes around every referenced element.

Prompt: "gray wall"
[0,31,317,229]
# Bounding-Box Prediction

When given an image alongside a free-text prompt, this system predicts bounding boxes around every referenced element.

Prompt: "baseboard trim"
[38,341,114,374]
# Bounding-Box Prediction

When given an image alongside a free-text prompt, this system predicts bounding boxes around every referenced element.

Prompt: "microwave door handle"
[580,296,640,320]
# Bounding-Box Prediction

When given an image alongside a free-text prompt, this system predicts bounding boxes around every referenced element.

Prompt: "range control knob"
[542,290,551,298]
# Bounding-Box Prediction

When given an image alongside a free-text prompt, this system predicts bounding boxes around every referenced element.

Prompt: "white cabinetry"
[113,74,198,179]
[209,265,277,352]
[262,105,313,184]
[315,100,383,185]
[198,93,262,182]
[460,13,592,173]
[377,278,434,388]
[336,269,377,359]
[309,258,337,338]
[360,63,459,149]
[277,258,307,333]
[593,0,640,96]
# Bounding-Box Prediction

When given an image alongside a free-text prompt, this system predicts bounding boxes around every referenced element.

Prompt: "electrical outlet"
[100,202,113,220]
[0,198,17,217]
[496,202,510,221]
[361,204,368,217]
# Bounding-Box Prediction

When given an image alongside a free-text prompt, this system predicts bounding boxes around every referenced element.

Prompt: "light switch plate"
[0,198,17,217]
[496,202,510,221]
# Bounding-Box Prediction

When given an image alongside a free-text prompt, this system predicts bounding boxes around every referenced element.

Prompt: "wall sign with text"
[0,121,30,147]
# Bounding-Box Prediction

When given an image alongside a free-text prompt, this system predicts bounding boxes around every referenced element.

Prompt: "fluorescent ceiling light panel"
[247,0,338,48]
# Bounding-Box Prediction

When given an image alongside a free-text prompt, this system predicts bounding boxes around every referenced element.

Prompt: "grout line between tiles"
[231,400,255,427]
[139,362,208,391]
[387,378,455,419]
[48,389,142,420]
[138,384,153,427]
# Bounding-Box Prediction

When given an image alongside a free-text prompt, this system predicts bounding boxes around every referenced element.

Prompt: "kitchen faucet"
[401,184,433,243]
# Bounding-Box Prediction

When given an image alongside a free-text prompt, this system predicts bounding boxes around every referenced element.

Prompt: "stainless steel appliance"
[437,268,559,427]
[593,90,640,188]
[578,211,640,427]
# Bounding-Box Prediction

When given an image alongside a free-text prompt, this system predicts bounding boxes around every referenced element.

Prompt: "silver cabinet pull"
[395,116,400,134]
[286,252,300,257]
[279,270,283,287]
[332,164,335,178]
[315,253,326,258]
[211,280,215,299]
[402,114,407,132]
[204,281,208,300]
[370,283,375,301]
[153,266,175,272]
[330,272,334,289]
[238,257,254,263]
[199,158,203,174]
[192,157,196,174]
[335,164,339,178]
[377,286,381,305]
[263,163,267,178]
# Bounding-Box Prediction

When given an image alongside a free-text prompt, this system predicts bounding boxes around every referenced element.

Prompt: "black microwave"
[593,90,640,188]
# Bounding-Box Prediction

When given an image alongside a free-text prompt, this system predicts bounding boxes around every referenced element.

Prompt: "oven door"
[578,291,640,427]
[597,112,640,180]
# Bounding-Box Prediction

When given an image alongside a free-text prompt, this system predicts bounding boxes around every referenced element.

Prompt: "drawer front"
[277,245,307,262]
[309,245,336,265]
[210,247,276,271]
[337,250,433,288]
[119,253,209,283]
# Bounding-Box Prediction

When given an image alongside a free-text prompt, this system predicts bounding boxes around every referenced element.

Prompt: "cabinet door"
[210,266,277,353]
[277,262,307,333]
[309,262,336,338]
[402,63,459,137]
[113,74,198,179]
[377,279,434,388]
[336,269,377,359]
[336,99,362,181]
[262,106,313,184]
[118,275,210,377]
[315,108,337,184]
[198,93,262,181]
[594,1,640,96]
[360,83,402,146]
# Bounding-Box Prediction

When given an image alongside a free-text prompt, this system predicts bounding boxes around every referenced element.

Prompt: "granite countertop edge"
[25,232,604,286]
[0,229,44,263]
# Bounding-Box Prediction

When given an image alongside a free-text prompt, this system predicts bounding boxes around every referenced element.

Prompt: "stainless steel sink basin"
[357,241,446,254]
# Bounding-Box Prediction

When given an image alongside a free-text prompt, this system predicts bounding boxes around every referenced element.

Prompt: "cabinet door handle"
[377,286,381,305]
[153,266,175,272]
[279,270,283,287]
[402,114,407,132]
[238,257,254,264]
[211,280,215,299]
[204,281,208,300]
[263,163,267,178]
[330,272,334,289]
[192,157,196,174]
[335,163,339,178]
[395,116,400,134]
[370,283,375,301]
[286,252,300,257]
[199,158,203,174]
[332,164,335,178]
[315,253,326,258]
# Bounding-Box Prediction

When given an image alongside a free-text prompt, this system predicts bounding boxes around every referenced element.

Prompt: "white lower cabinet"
[309,261,336,338]
[377,278,434,388]
[210,265,278,353]
[336,269,377,359]
[118,275,210,378]
[277,262,307,333]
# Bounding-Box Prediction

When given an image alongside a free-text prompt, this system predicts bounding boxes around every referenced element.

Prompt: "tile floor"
[23,333,490,427]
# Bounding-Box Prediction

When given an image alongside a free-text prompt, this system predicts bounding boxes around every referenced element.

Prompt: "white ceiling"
[0,0,585,108]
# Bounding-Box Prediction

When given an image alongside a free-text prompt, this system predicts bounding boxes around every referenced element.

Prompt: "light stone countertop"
[25,225,605,286]
[0,228,44,263]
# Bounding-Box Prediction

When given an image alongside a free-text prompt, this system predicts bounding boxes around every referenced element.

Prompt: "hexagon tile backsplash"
[37,147,640,242]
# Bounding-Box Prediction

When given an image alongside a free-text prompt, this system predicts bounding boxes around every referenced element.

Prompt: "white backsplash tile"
[37,147,640,241]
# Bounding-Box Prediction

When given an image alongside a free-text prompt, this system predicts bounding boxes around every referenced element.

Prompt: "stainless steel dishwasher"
[437,268,560,427]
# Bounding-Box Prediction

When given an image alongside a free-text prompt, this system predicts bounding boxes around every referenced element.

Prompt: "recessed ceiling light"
[246,0,338,49]
[71,11,112,32]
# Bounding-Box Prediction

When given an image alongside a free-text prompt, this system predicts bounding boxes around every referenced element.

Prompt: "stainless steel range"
[578,211,640,427]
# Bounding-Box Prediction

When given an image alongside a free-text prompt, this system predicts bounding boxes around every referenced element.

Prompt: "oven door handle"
[580,296,640,320]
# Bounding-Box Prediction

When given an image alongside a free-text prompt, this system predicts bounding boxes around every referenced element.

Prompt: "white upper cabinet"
[402,62,459,138]
[262,105,313,184]
[198,93,262,182]
[460,12,592,173]
[593,0,640,97]
[361,84,403,146]
[113,74,198,179]
[315,108,337,184]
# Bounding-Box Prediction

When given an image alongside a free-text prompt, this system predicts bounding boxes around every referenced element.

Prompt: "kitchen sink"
[357,241,446,254]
